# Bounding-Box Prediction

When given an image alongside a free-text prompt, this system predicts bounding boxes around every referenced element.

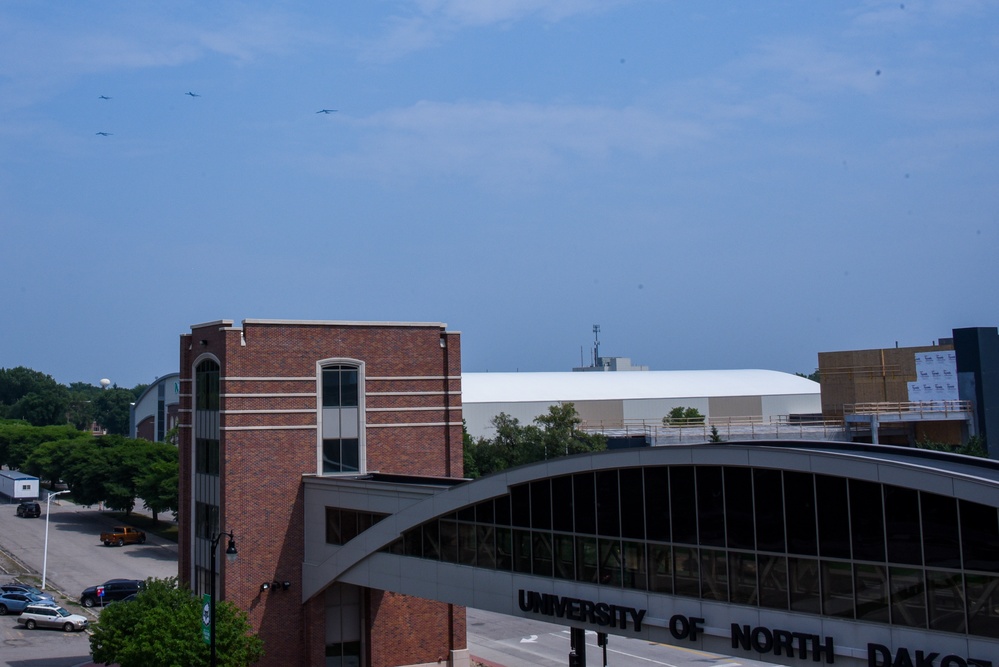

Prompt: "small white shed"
[0,470,40,500]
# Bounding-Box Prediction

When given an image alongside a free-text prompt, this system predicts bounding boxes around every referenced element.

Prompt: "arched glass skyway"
[302,441,999,666]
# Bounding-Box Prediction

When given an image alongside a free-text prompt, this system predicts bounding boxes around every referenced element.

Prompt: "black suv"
[81,579,144,607]
[16,501,40,518]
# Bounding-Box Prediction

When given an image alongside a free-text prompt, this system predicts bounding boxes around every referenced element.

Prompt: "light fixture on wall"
[260,582,270,592]
[282,581,291,590]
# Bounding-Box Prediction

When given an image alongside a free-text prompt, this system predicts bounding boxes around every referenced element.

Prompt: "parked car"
[17,604,89,632]
[0,584,54,602]
[80,579,145,607]
[100,526,146,547]
[0,592,54,615]
[15,501,40,518]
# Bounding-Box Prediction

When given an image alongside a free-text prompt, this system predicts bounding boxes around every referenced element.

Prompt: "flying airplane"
[186,91,200,97]
[96,132,112,136]
[98,95,111,100]
[316,109,338,114]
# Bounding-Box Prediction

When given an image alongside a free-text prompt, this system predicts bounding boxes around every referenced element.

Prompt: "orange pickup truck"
[100,526,146,547]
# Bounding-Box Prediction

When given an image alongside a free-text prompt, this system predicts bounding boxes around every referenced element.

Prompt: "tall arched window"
[319,362,364,474]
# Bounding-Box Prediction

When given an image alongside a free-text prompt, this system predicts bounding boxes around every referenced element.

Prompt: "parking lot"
[0,496,178,667]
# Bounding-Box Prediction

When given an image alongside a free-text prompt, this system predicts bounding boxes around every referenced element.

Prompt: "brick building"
[178,319,465,667]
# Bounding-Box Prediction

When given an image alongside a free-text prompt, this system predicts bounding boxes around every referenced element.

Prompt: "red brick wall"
[366,591,467,667]
[179,320,464,667]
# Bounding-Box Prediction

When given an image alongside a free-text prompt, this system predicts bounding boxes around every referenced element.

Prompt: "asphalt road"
[0,496,177,667]
[466,607,777,667]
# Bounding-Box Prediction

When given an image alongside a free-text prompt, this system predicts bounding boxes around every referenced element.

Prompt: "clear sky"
[2,1,997,388]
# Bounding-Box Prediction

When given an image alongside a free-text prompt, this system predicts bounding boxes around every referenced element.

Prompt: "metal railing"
[580,416,848,444]
[844,400,972,417]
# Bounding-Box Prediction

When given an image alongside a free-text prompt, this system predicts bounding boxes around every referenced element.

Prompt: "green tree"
[463,404,606,478]
[90,577,264,667]
[23,437,91,487]
[915,435,987,458]
[662,407,705,426]
[0,421,86,470]
[135,452,180,523]
[796,371,821,383]
[93,388,135,435]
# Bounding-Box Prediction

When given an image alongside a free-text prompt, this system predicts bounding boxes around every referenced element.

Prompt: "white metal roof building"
[461,370,822,439]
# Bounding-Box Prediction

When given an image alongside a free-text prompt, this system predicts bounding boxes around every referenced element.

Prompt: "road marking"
[520,635,538,643]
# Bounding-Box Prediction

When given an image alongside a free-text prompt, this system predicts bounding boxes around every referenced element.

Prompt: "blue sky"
[2,1,997,388]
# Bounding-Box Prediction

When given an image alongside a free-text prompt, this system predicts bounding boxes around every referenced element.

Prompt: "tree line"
[463,402,607,478]
[0,365,146,435]
[0,420,178,520]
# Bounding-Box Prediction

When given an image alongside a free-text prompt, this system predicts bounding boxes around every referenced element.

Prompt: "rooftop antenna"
[592,324,601,367]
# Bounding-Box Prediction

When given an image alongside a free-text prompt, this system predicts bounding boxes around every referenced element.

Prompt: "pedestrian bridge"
[302,441,999,667]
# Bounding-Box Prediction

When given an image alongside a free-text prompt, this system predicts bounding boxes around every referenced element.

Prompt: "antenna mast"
[592,324,601,367]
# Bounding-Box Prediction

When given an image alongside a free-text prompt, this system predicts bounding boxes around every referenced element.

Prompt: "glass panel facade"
[389,465,999,639]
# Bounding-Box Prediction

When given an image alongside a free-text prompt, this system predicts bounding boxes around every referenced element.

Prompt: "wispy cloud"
[361,0,635,61]
[325,99,709,189]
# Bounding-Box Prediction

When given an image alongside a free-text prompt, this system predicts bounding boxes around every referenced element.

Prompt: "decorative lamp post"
[210,530,238,667]
[42,490,70,590]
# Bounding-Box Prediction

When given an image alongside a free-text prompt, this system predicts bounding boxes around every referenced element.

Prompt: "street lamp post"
[210,530,238,667]
[42,490,70,590]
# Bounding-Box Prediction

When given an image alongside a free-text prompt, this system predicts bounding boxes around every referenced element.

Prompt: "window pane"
[551,476,574,533]
[554,534,575,580]
[960,500,999,573]
[696,467,725,547]
[855,564,890,623]
[576,536,598,583]
[784,472,817,556]
[322,368,340,407]
[573,474,596,535]
[596,471,620,537]
[476,525,495,569]
[475,499,495,525]
[340,511,358,543]
[622,541,647,590]
[511,484,531,528]
[884,486,921,565]
[758,555,788,610]
[648,544,672,594]
[531,481,551,530]
[725,467,754,550]
[729,552,757,605]
[513,529,532,573]
[673,546,699,597]
[439,520,458,563]
[598,539,622,586]
[966,574,999,637]
[789,557,820,614]
[670,467,697,545]
[496,527,512,571]
[927,570,965,633]
[532,532,554,577]
[341,439,359,473]
[341,370,358,407]
[816,475,850,559]
[458,523,476,566]
[700,549,728,601]
[922,493,960,568]
[890,567,926,628]
[754,469,785,553]
[821,561,854,618]
[850,480,885,562]
[422,522,440,561]
[323,440,342,474]
[644,467,669,542]
[619,468,645,539]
